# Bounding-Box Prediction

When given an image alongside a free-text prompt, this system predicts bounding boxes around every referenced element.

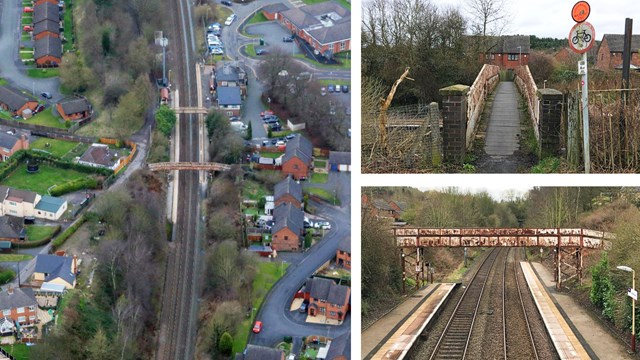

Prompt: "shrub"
[52,215,87,250]
[50,178,99,196]
[0,269,15,285]
[283,336,293,343]
[218,332,233,355]
[155,105,177,136]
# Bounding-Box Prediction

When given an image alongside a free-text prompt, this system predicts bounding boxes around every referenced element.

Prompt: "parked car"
[262,140,270,146]
[285,133,296,140]
[256,48,267,55]
[221,0,232,5]
[320,87,326,96]
[271,139,277,145]
[270,125,282,132]
[252,321,263,333]
[282,36,293,42]
[335,85,341,92]
[23,25,33,32]
[260,110,274,118]
[299,302,307,313]
[342,85,349,93]
[225,14,237,26]
[40,92,52,99]
[276,140,285,146]
[229,116,241,122]
[210,47,224,55]
[23,7,33,13]
[321,223,331,230]
[327,84,335,93]
[34,104,44,114]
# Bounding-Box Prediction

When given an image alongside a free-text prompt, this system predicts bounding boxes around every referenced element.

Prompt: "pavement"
[484,82,521,156]
[0,0,62,102]
[531,261,635,360]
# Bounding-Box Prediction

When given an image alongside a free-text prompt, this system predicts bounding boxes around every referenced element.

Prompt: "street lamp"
[517,46,522,66]
[617,265,636,353]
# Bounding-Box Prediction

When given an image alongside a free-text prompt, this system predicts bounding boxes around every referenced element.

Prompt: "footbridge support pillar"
[537,88,563,158]
[439,85,470,164]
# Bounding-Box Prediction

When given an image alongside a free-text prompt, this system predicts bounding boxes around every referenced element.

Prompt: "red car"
[23,25,33,32]
[23,7,33,13]
[260,110,274,118]
[252,321,263,333]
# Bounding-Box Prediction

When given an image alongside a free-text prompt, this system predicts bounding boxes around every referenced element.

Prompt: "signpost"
[629,288,638,301]
[568,2,594,173]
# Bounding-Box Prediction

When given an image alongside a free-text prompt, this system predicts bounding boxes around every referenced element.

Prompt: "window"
[28,306,35,311]
[9,210,16,214]
[2,310,9,316]
[284,236,288,240]
[9,202,15,206]
[17,307,24,313]
[490,54,495,60]
[319,307,326,313]
[340,41,346,51]
[508,54,519,61]
[29,316,35,321]
[17,316,25,323]
[330,311,337,317]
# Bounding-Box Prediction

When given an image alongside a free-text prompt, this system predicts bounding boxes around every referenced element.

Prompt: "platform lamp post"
[617,265,636,353]
[517,46,522,66]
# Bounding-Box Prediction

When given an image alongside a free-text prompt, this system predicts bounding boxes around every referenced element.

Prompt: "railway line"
[155,0,202,358]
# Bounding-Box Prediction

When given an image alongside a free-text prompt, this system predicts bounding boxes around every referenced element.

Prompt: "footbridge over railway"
[392,227,613,291]
[439,65,563,164]
[148,162,231,171]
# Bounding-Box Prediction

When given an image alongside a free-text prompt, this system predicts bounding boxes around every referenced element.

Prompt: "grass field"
[20,108,65,128]
[0,254,33,262]
[293,54,350,70]
[26,225,59,242]
[27,68,59,78]
[314,159,327,168]
[0,78,7,86]
[260,152,283,159]
[318,79,350,87]
[1,343,30,360]
[233,261,289,354]
[30,137,79,158]
[2,163,87,194]
[305,187,340,205]
[248,11,268,24]
[61,142,90,161]
[246,44,257,57]
[243,180,268,202]
[310,172,328,184]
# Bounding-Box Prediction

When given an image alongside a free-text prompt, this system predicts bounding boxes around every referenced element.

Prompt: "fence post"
[429,102,442,166]
[439,85,470,164]
[566,91,581,168]
[536,88,563,158]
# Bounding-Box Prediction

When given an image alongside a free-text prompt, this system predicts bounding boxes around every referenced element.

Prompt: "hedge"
[0,270,15,285]
[50,178,99,196]
[52,215,87,251]
[13,225,61,249]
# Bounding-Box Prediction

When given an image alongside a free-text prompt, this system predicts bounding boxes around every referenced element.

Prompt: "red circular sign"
[572,1,591,23]
[568,21,596,54]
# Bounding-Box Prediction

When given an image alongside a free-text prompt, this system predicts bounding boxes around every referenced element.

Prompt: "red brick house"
[281,135,313,180]
[261,3,289,21]
[0,133,29,161]
[554,48,580,67]
[0,87,38,117]
[335,237,350,269]
[479,35,530,69]
[596,34,640,71]
[279,2,350,59]
[0,287,38,325]
[274,176,302,208]
[34,36,62,67]
[271,203,304,251]
[33,19,59,40]
[56,98,92,121]
[304,277,350,322]
[35,0,59,5]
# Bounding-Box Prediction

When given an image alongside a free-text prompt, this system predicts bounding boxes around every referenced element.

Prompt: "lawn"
[26,225,60,242]
[243,180,268,202]
[20,108,65,128]
[19,52,33,60]
[27,68,59,78]
[0,254,34,262]
[305,187,340,205]
[244,208,259,216]
[30,137,79,158]
[318,79,350,87]
[313,160,327,168]
[245,44,257,57]
[310,172,328,184]
[260,152,283,159]
[0,78,7,86]
[1,344,30,360]
[248,11,268,24]
[304,347,319,359]
[293,54,350,70]
[61,142,90,161]
[233,261,289,354]
[2,163,88,194]
[63,0,74,52]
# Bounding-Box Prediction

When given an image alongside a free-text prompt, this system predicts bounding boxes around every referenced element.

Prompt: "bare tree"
[466,0,510,36]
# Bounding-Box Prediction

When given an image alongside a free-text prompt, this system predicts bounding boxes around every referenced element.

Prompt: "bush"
[218,332,233,355]
[304,232,312,248]
[0,269,15,285]
[283,336,293,343]
[50,178,100,196]
[52,215,87,250]
[155,105,177,136]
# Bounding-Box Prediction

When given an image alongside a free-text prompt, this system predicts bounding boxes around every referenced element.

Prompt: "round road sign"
[568,21,596,54]
[572,1,591,23]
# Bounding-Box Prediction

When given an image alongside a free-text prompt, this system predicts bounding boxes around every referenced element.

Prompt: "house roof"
[79,145,120,167]
[34,36,62,60]
[272,202,304,236]
[0,217,23,240]
[217,87,242,106]
[34,254,75,285]
[58,98,91,115]
[33,19,59,36]
[0,186,8,200]
[274,176,302,203]
[391,200,407,211]
[281,2,350,44]
[0,87,32,112]
[306,21,351,44]
[601,34,640,53]
[241,344,284,360]
[486,35,530,54]
[7,188,38,204]
[262,3,289,14]
[0,317,13,333]
[338,236,350,253]
[372,199,394,211]
[248,244,273,253]
[329,151,350,165]
[0,132,20,151]
[35,195,66,213]
[34,2,59,24]
[282,135,313,165]
[216,64,241,82]
[40,282,66,293]
[325,332,350,360]
[306,277,349,305]
[0,288,36,311]
[0,242,11,249]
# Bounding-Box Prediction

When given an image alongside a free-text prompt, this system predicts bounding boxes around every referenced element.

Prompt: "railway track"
[428,248,500,360]
[155,0,201,358]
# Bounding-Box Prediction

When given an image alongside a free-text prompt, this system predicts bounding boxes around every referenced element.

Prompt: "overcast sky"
[417,186,532,201]
[435,0,640,39]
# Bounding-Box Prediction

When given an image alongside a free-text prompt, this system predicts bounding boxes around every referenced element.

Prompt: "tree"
[59,53,91,93]
[528,51,558,84]
[218,332,233,355]
[155,105,176,136]
[245,121,252,140]
[466,0,510,37]
[87,328,115,360]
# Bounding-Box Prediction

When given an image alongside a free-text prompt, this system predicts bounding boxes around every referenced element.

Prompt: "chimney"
[72,255,78,274]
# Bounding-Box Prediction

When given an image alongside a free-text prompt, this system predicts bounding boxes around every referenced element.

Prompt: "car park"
[327,84,335,93]
[342,85,349,93]
[41,92,52,99]
[252,321,263,333]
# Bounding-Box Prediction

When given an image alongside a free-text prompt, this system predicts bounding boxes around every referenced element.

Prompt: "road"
[0,0,61,102]
[249,172,351,357]
[155,0,203,358]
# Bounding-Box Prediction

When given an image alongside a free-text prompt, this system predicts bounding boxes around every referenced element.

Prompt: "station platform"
[520,261,590,360]
[363,283,457,360]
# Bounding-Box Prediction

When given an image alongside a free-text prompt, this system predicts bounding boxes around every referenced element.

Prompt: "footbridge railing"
[466,64,500,148]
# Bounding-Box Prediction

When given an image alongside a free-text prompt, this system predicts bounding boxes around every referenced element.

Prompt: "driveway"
[249,173,351,353]
[0,0,61,102]
[245,22,301,56]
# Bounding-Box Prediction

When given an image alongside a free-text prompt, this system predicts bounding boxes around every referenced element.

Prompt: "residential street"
[249,172,351,357]
[0,0,61,102]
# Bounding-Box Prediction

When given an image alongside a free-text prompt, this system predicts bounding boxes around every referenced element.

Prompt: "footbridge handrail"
[514,65,540,141]
[466,64,500,147]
